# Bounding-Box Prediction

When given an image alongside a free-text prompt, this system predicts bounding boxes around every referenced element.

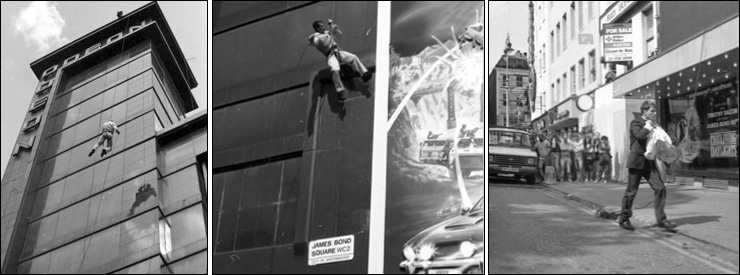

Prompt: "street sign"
[603,23,633,62]
[578,34,594,45]
[308,235,355,266]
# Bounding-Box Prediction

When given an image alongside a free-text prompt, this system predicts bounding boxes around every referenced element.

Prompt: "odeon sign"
[40,20,152,81]
[15,20,152,158]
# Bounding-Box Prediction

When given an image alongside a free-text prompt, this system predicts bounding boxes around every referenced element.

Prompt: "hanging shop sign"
[603,23,633,62]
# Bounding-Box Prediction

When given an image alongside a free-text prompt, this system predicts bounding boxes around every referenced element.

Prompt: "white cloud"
[13,1,70,53]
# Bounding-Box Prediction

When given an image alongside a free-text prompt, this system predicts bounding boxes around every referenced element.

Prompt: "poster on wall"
[666,78,739,171]
[384,2,485,274]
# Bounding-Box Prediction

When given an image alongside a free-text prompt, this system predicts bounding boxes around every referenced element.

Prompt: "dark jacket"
[627,117,653,170]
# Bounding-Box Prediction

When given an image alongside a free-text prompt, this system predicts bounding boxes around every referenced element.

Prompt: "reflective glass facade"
[213,1,377,273]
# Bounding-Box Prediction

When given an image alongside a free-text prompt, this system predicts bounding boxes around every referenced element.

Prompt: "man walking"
[534,134,551,183]
[618,101,677,231]
[308,19,373,101]
[89,120,121,157]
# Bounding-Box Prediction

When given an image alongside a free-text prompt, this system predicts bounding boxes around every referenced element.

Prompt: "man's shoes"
[88,149,95,157]
[101,149,107,157]
[619,219,635,231]
[361,71,373,83]
[337,90,347,102]
[657,221,677,229]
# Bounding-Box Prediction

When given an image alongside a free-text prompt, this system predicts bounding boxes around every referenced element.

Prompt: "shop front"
[615,48,739,184]
[532,95,590,135]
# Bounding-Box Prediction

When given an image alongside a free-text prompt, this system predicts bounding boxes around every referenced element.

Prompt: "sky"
[1,1,207,177]
[488,1,529,74]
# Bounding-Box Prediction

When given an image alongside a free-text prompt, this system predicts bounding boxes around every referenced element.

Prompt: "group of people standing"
[533,128,612,183]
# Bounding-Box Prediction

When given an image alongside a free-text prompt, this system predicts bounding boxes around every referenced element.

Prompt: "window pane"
[20,210,159,274]
[167,250,206,274]
[160,165,202,215]
[161,204,207,262]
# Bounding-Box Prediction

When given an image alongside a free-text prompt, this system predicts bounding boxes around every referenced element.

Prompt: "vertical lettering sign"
[308,235,354,266]
[603,23,633,62]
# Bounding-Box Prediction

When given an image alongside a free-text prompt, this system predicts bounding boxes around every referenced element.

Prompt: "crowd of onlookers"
[532,128,612,183]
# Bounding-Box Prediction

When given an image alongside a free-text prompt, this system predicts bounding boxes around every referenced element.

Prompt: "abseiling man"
[308,19,373,102]
[88,120,121,157]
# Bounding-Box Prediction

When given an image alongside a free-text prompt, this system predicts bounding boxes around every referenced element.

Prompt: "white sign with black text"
[308,234,355,266]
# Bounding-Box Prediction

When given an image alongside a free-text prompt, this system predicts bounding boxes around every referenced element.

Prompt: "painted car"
[449,130,485,178]
[400,196,484,274]
[419,139,453,164]
[488,127,538,184]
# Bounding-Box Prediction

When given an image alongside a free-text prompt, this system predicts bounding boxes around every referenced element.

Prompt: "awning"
[545,118,579,132]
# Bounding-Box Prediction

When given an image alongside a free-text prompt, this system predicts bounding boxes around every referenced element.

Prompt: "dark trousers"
[621,167,667,223]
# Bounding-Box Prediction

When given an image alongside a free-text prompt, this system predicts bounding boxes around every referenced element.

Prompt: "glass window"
[556,23,560,55]
[589,50,596,83]
[662,81,738,173]
[563,73,568,96]
[643,6,656,59]
[562,15,567,50]
[160,165,202,215]
[579,59,586,89]
[570,2,575,40]
[160,204,207,262]
[113,257,160,274]
[550,31,555,62]
[570,66,576,94]
[588,1,594,20]
[159,135,196,176]
[166,251,206,274]
[211,157,301,253]
[578,1,583,30]
[25,171,159,258]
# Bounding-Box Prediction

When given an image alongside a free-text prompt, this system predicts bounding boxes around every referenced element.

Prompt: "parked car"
[488,127,537,184]
[400,196,484,274]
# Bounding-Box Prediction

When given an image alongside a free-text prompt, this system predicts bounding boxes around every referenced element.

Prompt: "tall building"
[596,1,738,187]
[1,3,207,273]
[531,1,604,134]
[212,2,377,273]
[490,35,531,128]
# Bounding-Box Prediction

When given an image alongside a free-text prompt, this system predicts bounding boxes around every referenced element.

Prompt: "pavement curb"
[539,183,659,227]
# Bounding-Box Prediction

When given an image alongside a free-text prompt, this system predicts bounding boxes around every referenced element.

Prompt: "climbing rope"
[78,13,130,272]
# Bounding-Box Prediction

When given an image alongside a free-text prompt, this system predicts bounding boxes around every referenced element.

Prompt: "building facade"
[490,37,531,128]
[1,3,207,273]
[600,1,739,187]
[531,1,605,134]
[212,1,377,273]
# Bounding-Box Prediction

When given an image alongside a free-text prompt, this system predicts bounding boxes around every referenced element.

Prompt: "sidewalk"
[542,181,740,255]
